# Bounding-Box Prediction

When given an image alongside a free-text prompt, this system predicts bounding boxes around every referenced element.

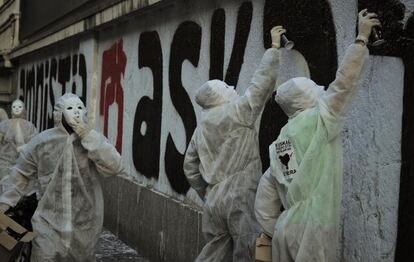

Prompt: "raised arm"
[234,26,286,125]
[322,10,380,117]
[183,132,208,201]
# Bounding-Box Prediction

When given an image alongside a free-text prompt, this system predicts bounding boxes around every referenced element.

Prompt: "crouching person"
[254,10,380,262]
[183,26,287,261]
[0,93,126,262]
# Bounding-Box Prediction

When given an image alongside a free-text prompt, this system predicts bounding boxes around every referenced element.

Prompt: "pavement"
[95,230,149,262]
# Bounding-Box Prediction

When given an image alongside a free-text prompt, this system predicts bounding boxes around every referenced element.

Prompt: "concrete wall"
[13,0,413,261]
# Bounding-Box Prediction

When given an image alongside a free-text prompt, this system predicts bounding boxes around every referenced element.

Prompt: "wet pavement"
[96,230,149,262]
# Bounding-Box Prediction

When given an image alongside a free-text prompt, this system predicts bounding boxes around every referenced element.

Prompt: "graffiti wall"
[16,0,339,199]
[95,0,339,200]
[16,0,413,260]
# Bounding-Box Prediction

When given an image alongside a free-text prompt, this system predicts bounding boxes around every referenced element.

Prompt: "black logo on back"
[279,153,292,170]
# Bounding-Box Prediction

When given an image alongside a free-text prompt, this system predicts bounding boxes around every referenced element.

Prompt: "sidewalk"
[96,230,149,262]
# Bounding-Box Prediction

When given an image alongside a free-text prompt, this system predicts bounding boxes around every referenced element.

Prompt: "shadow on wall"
[357,0,414,260]
[396,12,414,260]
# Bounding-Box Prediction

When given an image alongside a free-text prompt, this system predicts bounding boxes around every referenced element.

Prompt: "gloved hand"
[71,121,91,139]
[271,26,287,49]
[0,203,10,213]
[256,232,272,262]
[357,9,381,43]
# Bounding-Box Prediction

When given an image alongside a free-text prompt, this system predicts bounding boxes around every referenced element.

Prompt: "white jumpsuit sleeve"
[320,44,369,139]
[233,48,280,125]
[0,148,37,207]
[183,132,208,200]
[81,130,126,177]
[255,168,282,237]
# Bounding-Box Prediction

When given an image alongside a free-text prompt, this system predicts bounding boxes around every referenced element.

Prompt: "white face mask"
[12,100,24,117]
[62,97,86,125]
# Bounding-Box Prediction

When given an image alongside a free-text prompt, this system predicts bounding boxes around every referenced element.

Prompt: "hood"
[195,80,238,109]
[275,77,325,118]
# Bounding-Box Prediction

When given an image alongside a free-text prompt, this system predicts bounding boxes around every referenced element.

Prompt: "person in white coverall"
[254,10,380,262]
[0,99,37,182]
[0,93,126,261]
[184,26,286,261]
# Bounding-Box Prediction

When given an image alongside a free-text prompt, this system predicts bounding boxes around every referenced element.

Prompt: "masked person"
[0,93,126,262]
[0,99,37,182]
[184,26,287,261]
[0,100,37,262]
[254,10,380,262]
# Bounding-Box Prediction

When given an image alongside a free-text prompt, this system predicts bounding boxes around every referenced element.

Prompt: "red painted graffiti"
[100,39,126,153]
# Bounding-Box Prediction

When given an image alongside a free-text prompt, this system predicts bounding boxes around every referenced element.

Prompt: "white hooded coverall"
[0,94,125,261]
[184,48,280,261]
[254,44,368,262]
[0,113,37,183]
